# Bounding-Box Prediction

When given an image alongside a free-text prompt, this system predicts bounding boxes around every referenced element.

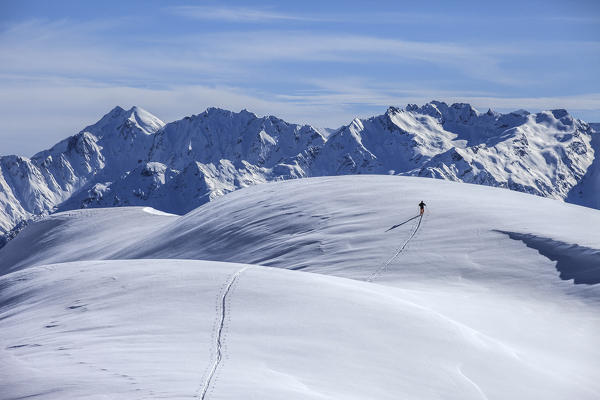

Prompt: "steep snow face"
[57,108,324,215]
[567,122,600,209]
[406,101,529,146]
[0,106,165,233]
[150,108,325,169]
[316,103,595,202]
[312,108,457,174]
[0,102,598,237]
[73,105,163,139]
[408,108,595,200]
[1,176,599,399]
[141,107,324,205]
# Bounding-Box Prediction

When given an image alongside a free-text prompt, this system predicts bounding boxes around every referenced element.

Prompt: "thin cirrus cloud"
[0,18,597,105]
[5,16,597,89]
[1,75,600,157]
[166,5,600,25]
[167,5,323,22]
[0,19,241,84]
[0,19,523,87]
[190,31,522,85]
[0,6,599,156]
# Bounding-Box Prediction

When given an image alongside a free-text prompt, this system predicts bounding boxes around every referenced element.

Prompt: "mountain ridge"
[0,101,598,237]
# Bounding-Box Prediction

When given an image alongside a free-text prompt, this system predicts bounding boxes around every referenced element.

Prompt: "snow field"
[0,175,599,399]
[2,260,598,399]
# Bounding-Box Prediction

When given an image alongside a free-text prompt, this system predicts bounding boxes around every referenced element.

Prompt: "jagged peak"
[405,102,443,119]
[511,109,530,116]
[486,108,495,116]
[386,106,402,115]
[430,100,449,108]
[550,109,570,119]
[450,102,478,111]
[204,106,230,115]
[240,108,258,117]
[198,107,309,129]
[0,154,31,164]
[534,109,576,126]
[403,101,484,121]
[125,106,165,135]
[350,117,364,128]
[108,105,126,115]
[78,105,164,139]
[202,107,258,120]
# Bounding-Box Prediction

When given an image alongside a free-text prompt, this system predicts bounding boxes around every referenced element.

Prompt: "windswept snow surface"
[1,176,599,399]
[0,207,177,275]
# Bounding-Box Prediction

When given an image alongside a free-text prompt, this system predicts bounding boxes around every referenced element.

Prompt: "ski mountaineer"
[418,201,426,216]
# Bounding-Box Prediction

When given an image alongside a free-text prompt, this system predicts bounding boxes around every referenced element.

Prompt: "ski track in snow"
[457,365,489,400]
[2,176,600,399]
[367,214,424,282]
[196,266,249,400]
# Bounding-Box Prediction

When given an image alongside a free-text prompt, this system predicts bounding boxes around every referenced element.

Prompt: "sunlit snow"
[1,176,598,399]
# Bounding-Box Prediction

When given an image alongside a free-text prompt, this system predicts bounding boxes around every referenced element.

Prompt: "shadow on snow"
[386,215,420,232]
[496,230,600,285]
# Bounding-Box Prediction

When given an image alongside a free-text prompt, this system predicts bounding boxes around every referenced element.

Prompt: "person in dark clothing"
[418,201,426,216]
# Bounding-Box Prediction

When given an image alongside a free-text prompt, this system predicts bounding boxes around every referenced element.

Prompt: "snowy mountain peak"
[80,105,164,139]
[349,117,364,130]
[1,102,599,237]
[126,106,165,134]
[405,101,482,123]
[202,107,258,121]
[550,109,569,119]
[511,109,530,116]
[386,106,402,115]
[108,105,126,115]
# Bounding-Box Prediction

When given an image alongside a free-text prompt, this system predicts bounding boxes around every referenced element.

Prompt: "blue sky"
[1,0,599,156]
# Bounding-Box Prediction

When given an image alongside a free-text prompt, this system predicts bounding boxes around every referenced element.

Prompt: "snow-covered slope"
[5,176,599,286]
[567,122,600,209]
[0,207,177,274]
[1,102,598,238]
[1,176,599,399]
[0,106,164,233]
[2,260,597,400]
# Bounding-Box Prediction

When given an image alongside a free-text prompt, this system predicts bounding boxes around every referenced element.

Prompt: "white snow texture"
[1,175,599,399]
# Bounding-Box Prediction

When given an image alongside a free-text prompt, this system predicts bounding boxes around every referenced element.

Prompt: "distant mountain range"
[1,102,598,237]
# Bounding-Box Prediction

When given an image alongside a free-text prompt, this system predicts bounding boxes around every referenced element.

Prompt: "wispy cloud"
[144,30,530,86]
[272,77,600,114]
[0,19,244,85]
[0,77,361,155]
[167,6,600,26]
[535,15,600,24]
[6,18,597,90]
[1,13,599,156]
[2,74,600,156]
[0,19,523,87]
[168,5,321,22]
